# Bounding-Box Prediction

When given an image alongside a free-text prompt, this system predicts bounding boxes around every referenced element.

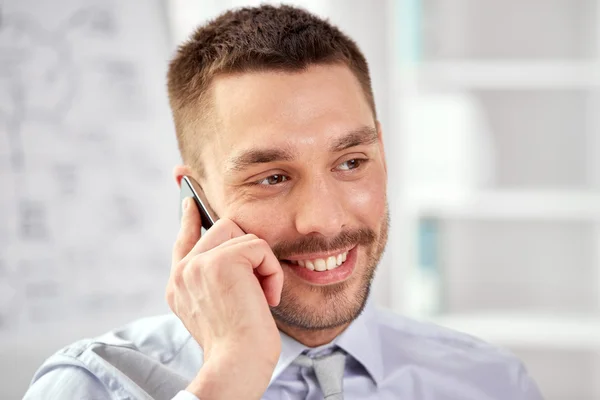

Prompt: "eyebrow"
[227,125,379,172]
[329,126,379,152]
[227,147,295,172]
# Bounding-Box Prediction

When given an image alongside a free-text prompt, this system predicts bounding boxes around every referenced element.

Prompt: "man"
[25,5,543,400]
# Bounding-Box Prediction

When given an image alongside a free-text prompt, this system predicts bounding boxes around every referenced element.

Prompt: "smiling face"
[184,63,389,331]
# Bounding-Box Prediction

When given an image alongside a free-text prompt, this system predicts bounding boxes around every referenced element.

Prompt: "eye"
[336,158,367,171]
[256,174,289,186]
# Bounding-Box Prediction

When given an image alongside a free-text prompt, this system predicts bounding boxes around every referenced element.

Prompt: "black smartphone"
[180,175,219,232]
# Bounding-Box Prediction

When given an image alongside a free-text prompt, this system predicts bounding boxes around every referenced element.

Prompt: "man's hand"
[166,197,284,400]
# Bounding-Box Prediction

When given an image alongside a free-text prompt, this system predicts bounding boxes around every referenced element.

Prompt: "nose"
[293,175,345,237]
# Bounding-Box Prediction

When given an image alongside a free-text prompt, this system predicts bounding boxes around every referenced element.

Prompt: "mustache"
[271,228,376,260]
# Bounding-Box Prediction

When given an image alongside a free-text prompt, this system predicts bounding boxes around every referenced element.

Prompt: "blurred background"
[1,0,599,398]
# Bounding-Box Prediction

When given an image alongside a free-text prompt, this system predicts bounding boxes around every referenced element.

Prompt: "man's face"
[199,64,388,330]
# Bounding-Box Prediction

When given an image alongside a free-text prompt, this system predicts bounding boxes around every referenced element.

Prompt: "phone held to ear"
[180,175,219,232]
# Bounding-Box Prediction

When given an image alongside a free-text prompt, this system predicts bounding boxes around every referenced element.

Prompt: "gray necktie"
[294,349,346,399]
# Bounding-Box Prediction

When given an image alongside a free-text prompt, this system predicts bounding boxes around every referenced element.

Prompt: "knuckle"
[201,251,232,280]
[171,260,187,287]
[248,237,269,251]
[172,236,191,254]
[172,270,185,290]
[214,218,235,231]
[245,233,259,241]
[185,253,213,281]
[214,218,243,238]
[182,258,199,282]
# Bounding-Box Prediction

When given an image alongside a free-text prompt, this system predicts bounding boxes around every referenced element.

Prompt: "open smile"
[279,246,358,285]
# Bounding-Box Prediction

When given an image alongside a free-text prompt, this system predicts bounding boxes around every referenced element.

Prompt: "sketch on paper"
[0,0,179,334]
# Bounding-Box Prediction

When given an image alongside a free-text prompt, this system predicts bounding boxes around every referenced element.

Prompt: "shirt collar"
[335,300,383,385]
[269,300,383,386]
[269,329,307,385]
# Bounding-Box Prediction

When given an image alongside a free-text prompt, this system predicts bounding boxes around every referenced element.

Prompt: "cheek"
[344,174,386,226]
[226,201,290,243]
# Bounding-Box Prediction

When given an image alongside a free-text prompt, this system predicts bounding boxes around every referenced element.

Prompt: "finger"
[261,272,283,307]
[172,197,202,265]
[223,238,283,306]
[257,246,283,306]
[211,233,259,250]
[184,218,246,260]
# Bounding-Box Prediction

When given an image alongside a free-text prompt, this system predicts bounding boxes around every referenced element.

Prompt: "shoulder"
[51,313,193,365]
[26,314,199,399]
[96,313,194,360]
[24,363,112,400]
[371,307,542,398]
[374,307,505,354]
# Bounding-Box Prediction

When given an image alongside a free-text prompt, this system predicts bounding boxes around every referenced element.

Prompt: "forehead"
[209,64,374,159]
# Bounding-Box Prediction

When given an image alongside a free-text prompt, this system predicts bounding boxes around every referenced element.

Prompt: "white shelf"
[407,61,600,89]
[407,189,600,221]
[426,312,600,350]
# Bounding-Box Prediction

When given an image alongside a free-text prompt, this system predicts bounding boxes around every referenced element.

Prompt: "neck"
[275,320,352,348]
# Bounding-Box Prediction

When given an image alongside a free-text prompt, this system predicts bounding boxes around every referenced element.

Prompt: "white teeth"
[326,256,337,270]
[314,259,327,271]
[290,250,350,272]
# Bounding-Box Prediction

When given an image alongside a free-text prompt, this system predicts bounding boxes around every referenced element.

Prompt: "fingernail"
[182,197,189,211]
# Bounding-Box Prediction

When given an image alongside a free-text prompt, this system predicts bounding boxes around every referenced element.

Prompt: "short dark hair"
[167,4,376,172]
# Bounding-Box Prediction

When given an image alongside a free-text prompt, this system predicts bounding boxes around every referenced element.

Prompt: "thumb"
[172,197,202,264]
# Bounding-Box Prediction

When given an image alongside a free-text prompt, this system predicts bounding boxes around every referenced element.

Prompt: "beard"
[270,206,390,331]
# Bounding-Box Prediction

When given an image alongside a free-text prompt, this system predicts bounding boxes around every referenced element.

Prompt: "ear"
[173,165,194,188]
[376,120,387,176]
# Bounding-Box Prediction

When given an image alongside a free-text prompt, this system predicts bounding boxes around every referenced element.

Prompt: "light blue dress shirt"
[24,303,544,399]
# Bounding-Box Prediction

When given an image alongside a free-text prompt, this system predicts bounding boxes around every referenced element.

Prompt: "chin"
[271,260,374,331]
[271,209,389,331]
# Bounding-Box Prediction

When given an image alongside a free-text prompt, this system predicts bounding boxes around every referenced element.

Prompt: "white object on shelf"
[426,312,600,350]
[414,61,600,89]
[406,262,442,316]
[407,189,600,221]
[404,92,495,192]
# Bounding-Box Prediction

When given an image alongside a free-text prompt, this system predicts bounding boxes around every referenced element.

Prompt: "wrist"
[186,362,222,400]
[187,353,274,400]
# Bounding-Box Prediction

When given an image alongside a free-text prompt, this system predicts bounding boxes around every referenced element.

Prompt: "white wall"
[0,0,178,397]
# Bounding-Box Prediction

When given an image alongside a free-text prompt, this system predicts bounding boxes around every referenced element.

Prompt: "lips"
[280,246,357,285]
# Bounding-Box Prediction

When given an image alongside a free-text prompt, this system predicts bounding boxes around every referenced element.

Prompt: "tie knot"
[294,349,346,399]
